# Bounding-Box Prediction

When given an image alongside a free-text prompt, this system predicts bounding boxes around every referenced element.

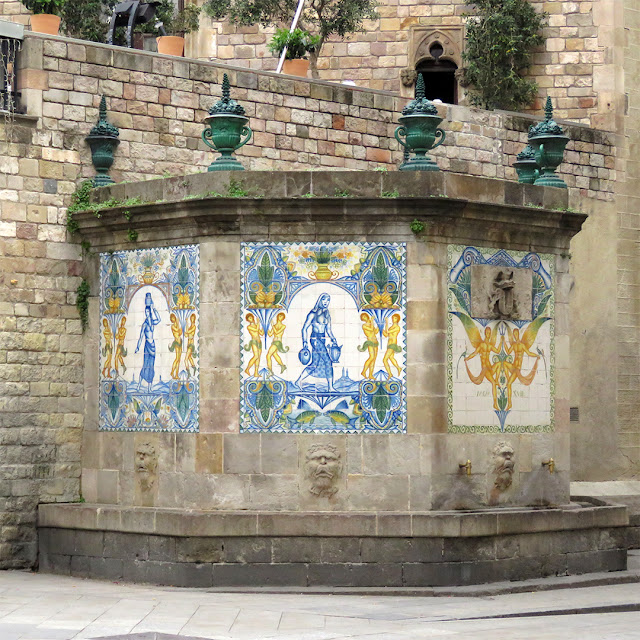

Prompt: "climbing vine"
[76,279,90,332]
[462,0,547,111]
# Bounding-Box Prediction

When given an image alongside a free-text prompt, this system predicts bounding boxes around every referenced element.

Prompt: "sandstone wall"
[0,1,30,26]
[194,0,609,125]
[616,0,640,475]
[12,33,616,191]
[0,30,623,569]
[0,0,618,129]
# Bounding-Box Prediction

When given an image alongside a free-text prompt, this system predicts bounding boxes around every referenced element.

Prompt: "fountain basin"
[38,502,629,587]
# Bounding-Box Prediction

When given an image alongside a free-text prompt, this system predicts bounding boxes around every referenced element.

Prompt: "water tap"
[459,459,472,476]
[542,458,555,474]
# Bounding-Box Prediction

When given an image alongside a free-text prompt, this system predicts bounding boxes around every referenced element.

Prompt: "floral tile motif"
[99,245,199,432]
[447,245,555,433]
[240,242,407,433]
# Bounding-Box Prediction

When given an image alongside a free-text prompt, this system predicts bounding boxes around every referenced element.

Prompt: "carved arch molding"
[401,26,464,88]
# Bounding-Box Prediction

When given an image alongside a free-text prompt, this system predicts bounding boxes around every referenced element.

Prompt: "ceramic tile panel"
[99,245,199,432]
[240,242,407,433]
[447,245,555,433]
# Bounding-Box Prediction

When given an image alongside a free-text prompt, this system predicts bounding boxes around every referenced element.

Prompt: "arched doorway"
[416,42,458,105]
[403,26,464,103]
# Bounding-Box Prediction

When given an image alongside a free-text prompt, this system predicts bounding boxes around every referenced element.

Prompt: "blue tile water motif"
[99,245,199,432]
[241,243,407,433]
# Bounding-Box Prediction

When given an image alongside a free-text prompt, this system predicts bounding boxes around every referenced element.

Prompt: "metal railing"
[0,36,23,113]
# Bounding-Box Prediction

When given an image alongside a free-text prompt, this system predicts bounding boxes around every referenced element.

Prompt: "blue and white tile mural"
[99,245,199,432]
[240,242,407,433]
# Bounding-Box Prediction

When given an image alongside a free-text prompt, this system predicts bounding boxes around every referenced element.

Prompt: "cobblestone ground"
[0,558,639,640]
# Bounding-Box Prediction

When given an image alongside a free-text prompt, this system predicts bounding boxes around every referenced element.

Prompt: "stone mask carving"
[135,442,157,476]
[305,444,342,497]
[491,441,515,493]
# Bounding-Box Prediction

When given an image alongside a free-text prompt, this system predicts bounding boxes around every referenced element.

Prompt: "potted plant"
[268,27,320,78]
[23,0,66,35]
[204,0,378,79]
[156,1,201,57]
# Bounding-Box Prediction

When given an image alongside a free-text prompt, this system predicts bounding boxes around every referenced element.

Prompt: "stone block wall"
[0,1,30,26]
[195,0,611,125]
[13,33,616,198]
[0,0,619,129]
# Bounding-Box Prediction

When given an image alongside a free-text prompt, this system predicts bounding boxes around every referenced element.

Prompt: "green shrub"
[22,0,66,15]
[462,0,547,111]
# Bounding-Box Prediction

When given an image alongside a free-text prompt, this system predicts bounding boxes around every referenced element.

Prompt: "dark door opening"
[416,55,458,105]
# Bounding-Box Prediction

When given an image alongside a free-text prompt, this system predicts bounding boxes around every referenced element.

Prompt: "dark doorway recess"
[416,42,458,104]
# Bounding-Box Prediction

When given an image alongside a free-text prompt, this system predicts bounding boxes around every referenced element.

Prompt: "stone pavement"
[1,555,640,640]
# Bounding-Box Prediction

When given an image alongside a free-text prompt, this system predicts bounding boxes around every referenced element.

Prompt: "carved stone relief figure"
[488,270,516,318]
[489,441,515,505]
[305,443,342,497]
[470,265,532,321]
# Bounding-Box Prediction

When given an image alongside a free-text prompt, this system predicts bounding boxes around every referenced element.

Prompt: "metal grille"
[0,37,23,114]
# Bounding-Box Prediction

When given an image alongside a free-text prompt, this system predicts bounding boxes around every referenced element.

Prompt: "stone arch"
[402,26,465,103]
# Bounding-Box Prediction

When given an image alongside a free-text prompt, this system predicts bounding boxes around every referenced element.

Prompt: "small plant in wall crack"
[127,228,139,243]
[410,219,426,235]
[227,179,249,197]
[76,279,90,332]
[382,189,399,198]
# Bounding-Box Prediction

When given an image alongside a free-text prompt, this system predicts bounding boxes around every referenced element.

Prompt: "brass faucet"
[459,459,472,476]
[542,458,555,474]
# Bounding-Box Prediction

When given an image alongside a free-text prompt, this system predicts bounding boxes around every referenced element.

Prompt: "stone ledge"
[38,503,629,538]
[76,171,582,252]
[22,31,398,99]
[91,170,571,211]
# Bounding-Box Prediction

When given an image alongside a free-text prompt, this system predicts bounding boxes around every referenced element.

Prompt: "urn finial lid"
[529,96,565,138]
[516,143,536,161]
[88,95,119,138]
[208,73,246,116]
[402,73,438,116]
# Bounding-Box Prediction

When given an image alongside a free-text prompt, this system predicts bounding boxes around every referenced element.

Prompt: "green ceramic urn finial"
[528,96,569,188]
[513,143,539,184]
[544,95,553,121]
[395,73,445,171]
[202,73,253,171]
[86,95,120,187]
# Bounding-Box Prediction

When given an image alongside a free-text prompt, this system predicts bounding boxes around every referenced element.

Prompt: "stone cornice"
[75,171,586,253]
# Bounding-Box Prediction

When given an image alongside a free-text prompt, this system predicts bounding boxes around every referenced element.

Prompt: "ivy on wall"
[462,0,547,111]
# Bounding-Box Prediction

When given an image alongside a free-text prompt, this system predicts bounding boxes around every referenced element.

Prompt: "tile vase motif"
[241,242,407,433]
[447,245,555,433]
[99,245,199,431]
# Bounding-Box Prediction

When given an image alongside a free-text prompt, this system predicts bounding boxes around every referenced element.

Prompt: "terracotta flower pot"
[30,14,61,35]
[282,58,310,78]
[156,36,185,57]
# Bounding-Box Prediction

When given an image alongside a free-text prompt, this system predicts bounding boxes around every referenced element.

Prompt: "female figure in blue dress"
[135,293,161,390]
[295,293,337,391]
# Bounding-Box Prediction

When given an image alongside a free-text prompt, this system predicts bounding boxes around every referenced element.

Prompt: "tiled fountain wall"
[80,171,576,512]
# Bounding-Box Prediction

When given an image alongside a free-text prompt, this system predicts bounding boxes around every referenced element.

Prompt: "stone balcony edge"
[75,171,584,250]
[38,503,629,538]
